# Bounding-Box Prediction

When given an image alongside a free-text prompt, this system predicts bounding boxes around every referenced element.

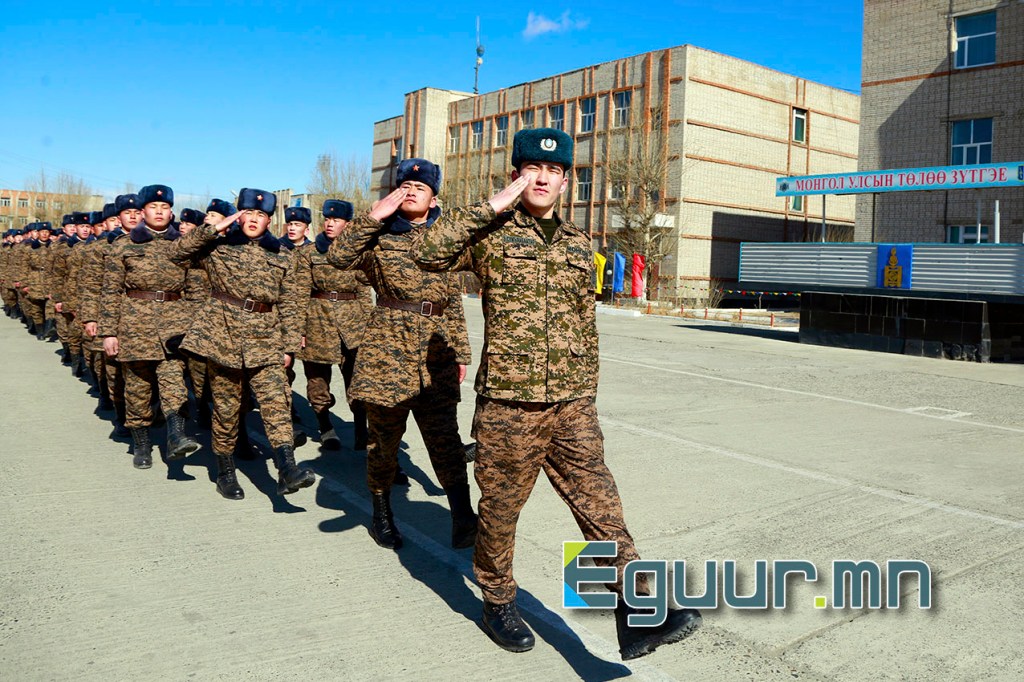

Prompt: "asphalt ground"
[1,298,1022,681]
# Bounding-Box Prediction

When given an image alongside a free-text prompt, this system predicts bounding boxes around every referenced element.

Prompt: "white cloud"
[523,10,590,39]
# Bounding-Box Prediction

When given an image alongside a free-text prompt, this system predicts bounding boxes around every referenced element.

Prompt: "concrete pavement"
[1,298,1022,680]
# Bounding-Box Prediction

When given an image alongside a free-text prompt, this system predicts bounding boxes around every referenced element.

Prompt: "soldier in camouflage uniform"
[1,230,17,316]
[173,188,315,500]
[412,128,702,659]
[6,229,26,322]
[276,205,313,440]
[78,204,119,410]
[56,216,96,377]
[177,207,213,429]
[295,200,371,451]
[327,158,476,552]
[17,222,52,339]
[49,215,80,364]
[100,185,201,469]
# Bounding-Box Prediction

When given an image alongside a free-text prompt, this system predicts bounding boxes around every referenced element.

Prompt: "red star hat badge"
[412,164,420,172]
[156,190,163,196]
[257,194,263,201]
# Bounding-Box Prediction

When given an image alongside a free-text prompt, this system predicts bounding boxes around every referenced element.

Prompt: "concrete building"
[372,45,859,300]
[856,0,1024,243]
[270,189,315,236]
[0,189,103,230]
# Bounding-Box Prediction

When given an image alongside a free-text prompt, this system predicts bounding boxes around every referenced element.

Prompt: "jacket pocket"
[501,242,539,285]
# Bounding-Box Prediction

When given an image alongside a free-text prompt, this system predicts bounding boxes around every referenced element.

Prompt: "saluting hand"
[488,173,534,215]
[211,211,240,236]
[369,187,407,223]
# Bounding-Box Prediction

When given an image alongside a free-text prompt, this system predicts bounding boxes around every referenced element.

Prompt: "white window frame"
[471,121,483,150]
[613,91,631,128]
[18,198,28,208]
[576,167,592,202]
[549,104,564,131]
[521,109,534,130]
[0,197,10,207]
[793,108,807,143]
[951,118,992,165]
[580,98,596,133]
[448,127,460,153]
[495,115,508,146]
[955,12,996,69]
[946,225,990,244]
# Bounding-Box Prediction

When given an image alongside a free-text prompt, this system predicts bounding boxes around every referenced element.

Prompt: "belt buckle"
[420,301,433,316]
[328,291,339,301]
[243,298,257,312]
[154,290,166,302]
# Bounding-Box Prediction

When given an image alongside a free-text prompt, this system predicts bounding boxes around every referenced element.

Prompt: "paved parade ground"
[2,297,1022,681]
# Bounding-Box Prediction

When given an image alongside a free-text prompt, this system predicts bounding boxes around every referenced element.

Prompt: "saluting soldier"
[295,200,371,451]
[327,158,476,551]
[411,128,702,659]
[276,205,313,437]
[173,188,315,500]
[100,185,201,469]
[177,207,213,429]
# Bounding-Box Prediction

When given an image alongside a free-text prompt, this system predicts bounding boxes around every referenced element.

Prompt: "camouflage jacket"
[21,241,51,300]
[62,237,96,314]
[326,208,471,407]
[80,232,125,324]
[47,239,72,304]
[173,224,301,370]
[295,233,372,363]
[0,246,10,287]
[411,201,598,403]
[99,225,192,362]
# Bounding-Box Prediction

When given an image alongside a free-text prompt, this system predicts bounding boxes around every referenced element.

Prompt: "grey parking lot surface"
[1,298,1021,680]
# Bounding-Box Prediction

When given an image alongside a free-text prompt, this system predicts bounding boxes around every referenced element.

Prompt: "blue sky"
[0,0,863,205]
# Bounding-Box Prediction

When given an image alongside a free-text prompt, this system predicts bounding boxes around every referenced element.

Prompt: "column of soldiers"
[0,129,701,661]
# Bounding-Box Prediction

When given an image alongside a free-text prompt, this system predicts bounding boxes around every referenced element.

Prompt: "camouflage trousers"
[208,361,292,456]
[56,309,69,344]
[471,396,645,605]
[1,286,15,308]
[87,349,107,388]
[106,356,125,408]
[305,355,366,432]
[364,392,467,495]
[44,298,55,323]
[122,358,189,429]
[21,296,45,326]
[185,354,208,401]
[64,313,83,356]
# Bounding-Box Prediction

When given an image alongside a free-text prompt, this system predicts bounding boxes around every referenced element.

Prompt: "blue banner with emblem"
[876,244,913,289]
[612,252,626,293]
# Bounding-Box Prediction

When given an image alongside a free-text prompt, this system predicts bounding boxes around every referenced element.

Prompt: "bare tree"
[604,105,676,301]
[24,169,97,223]
[441,152,490,208]
[307,152,372,217]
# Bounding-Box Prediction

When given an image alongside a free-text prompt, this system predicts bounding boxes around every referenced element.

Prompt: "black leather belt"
[212,290,273,313]
[376,296,446,317]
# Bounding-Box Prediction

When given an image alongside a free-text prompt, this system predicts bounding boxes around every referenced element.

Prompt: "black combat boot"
[352,402,368,451]
[481,601,535,653]
[234,422,256,460]
[215,454,244,500]
[97,378,114,411]
[272,444,315,495]
[315,410,340,450]
[166,412,201,460]
[42,318,56,341]
[369,491,402,549]
[615,602,702,661]
[393,464,409,486]
[70,354,84,378]
[26,320,37,336]
[60,342,71,365]
[130,427,153,469]
[112,402,131,438]
[446,482,478,549]
[35,323,45,341]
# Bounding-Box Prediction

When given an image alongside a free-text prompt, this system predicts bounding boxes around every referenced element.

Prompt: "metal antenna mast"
[474,17,485,95]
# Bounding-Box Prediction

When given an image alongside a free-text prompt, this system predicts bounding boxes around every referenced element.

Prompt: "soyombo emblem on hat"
[540,138,557,151]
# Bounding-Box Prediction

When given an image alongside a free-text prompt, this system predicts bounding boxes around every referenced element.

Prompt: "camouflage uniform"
[295,233,372,442]
[99,226,191,429]
[82,229,128,418]
[19,238,50,329]
[60,236,93,362]
[326,207,471,495]
[48,235,74,347]
[182,256,211,407]
[173,224,301,456]
[0,241,15,311]
[412,201,645,605]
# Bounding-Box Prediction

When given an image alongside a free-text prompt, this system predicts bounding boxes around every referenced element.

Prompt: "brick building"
[372,45,859,299]
[0,189,103,230]
[856,0,1024,243]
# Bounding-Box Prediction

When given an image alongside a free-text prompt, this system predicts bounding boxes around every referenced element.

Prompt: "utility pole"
[474,17,485,95]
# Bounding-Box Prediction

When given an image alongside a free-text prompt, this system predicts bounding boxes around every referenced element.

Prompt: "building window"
[294,197,303,207]
[613,91,631,128]
[580,97,596,133]
[19,217,28,225]
[791,196,803,212]
[471,121,484,150]
[793,108,807,143]
[35,199,45,209]
[394,137,404,163]
[951,118,992,165]
[947,225,990,244]
[18,198,28,208]
[521,109,534,130]
[53,201,62,210]
[449,127,460,153]
[576,167,592,201]
[610,182,626,201]
[955,12,996,69]
[549,104,565,131]
[495,115,508,146]
[0,197,10,207]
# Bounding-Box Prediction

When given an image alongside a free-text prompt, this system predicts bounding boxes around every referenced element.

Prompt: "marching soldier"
[173,189,315,500]
[18,221,52,339]
[277,205,313,437]
[177,208,213,429]
[294,200,370,451]
[411,128,702,658]
[49,215,78,362]
[79,204,118,410]
[1,230,17,317]
[58,216,95,377]
[326,158,476,551]
[100,185,201,469]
